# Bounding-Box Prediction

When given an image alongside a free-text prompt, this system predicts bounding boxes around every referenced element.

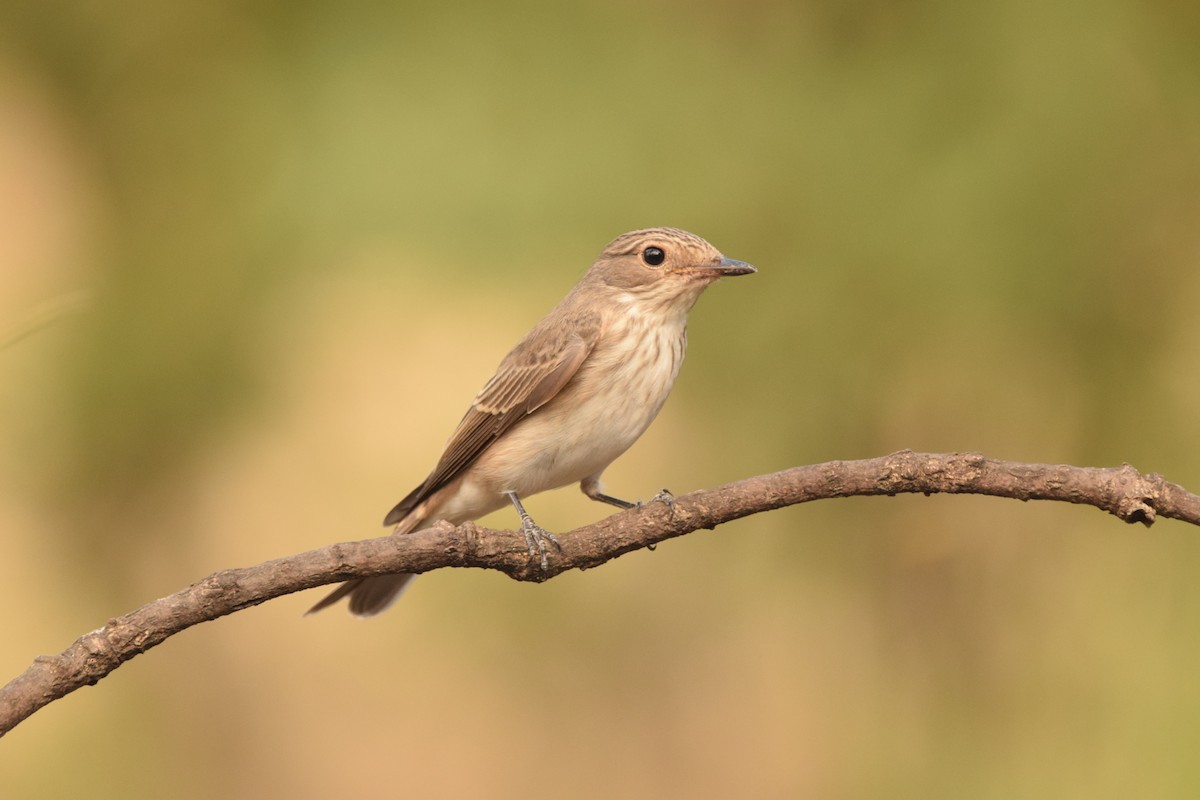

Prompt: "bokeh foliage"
[2,0,1199,797]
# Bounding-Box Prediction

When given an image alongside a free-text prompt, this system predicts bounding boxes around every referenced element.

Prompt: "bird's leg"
[504,491,560,570]
[591,491,637,510]
[581,476,636,510]
[582,479,675,552]
[581,477,674,511]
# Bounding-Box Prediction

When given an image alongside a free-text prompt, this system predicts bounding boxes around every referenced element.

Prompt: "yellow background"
[3,1,1200,796]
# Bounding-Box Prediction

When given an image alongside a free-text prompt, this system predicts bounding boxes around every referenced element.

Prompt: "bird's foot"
[518,513,561,570]
[505,491,561,570]
[651,488,675,508]
[641,489,675,552]
[636,488,675,509]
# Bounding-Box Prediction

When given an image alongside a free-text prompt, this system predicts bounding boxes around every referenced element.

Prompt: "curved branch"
[3,451,1198,736]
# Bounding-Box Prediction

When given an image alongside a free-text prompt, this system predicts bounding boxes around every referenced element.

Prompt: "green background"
[2,1,1200,796]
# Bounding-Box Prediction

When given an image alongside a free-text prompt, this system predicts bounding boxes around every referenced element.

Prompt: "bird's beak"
[712,257,756,276]
[676,256,756,280]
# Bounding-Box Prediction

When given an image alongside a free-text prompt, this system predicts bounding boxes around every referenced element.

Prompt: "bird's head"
[587,227,755,309]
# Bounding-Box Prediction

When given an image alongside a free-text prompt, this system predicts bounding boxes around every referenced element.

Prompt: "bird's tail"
[306,573,417,616]
[306,501,431,617]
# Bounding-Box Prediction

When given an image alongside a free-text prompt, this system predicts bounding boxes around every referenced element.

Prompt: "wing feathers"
[382,311,599,526]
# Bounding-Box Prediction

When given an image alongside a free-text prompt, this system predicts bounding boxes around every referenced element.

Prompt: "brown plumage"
[309,227,755,616]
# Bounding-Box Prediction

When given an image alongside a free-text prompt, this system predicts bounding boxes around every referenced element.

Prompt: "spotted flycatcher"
[309,227,755,615]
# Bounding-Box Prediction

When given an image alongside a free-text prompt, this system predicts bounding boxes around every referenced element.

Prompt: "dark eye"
[642,246,665,266]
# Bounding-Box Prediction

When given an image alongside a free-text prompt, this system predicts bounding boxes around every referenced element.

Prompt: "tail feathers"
[310,495,431,616]
[306,574,417,617]
[384,481,429,526]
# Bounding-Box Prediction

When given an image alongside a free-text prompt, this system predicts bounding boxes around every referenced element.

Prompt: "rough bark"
[3,451,1198,737]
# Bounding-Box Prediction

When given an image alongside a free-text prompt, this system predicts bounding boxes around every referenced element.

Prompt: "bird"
[308,227,755,616]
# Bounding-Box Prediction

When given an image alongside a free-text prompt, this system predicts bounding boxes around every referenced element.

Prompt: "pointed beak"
[675,256,757,280]
[713,257,756,276]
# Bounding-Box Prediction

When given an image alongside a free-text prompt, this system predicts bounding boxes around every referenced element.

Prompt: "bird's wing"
[384,311,600,525]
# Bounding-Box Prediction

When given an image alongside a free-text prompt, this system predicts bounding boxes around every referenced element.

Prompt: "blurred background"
[2,0,1199,796]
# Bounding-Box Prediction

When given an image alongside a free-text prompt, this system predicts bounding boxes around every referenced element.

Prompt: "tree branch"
[3,451,1198,737]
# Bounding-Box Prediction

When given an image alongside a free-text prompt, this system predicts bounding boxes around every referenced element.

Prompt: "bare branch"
[3,451,1198,737]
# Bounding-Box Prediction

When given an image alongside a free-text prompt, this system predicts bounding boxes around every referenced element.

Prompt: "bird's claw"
[519,515,560,570]
[633,488,674,510]
[643,489,675,553]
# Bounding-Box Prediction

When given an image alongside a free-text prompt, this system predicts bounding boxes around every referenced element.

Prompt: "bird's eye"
[642,246,665,266]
